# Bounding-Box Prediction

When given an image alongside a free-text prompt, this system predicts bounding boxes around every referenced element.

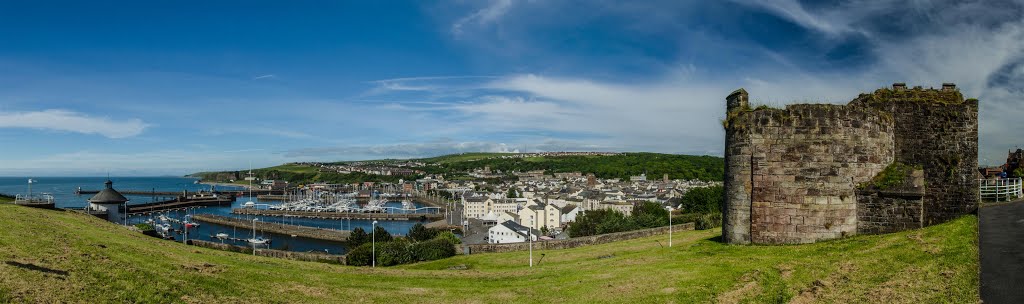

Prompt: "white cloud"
[451,0,514,35]
[0,109,149,138]
[253,74,276,80]
[285,139,616,159]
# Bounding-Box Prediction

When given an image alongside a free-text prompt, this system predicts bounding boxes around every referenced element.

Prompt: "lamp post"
[529,226,533,267]
[252,218,259,255]
[665,206,674,247]
[372,220,379,268]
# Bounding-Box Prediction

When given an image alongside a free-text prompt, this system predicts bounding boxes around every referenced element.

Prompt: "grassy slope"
[0,204,979,303]
[416,153,514,164]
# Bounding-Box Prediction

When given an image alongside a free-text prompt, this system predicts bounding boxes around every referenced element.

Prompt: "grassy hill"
[0,204,978,303]
[189,152,725,184]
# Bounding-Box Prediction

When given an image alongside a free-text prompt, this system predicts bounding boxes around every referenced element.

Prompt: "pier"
[192,214,350,242]
[75,188,285,196]
[126,196,236,214]
[232,208,444,221]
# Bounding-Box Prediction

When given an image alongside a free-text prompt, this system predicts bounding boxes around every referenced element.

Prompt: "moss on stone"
[860,162,923,190]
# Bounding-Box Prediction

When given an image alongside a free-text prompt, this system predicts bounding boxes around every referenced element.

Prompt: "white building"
[488,220,539,244]
[87,180,129,223]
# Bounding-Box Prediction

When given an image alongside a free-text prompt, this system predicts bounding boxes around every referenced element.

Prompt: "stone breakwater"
[192,214,350,242]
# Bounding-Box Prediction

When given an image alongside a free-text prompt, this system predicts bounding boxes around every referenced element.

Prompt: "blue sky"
[1,0,1022,176]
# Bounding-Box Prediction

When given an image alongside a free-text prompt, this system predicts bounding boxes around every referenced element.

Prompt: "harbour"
[0,176,448,255]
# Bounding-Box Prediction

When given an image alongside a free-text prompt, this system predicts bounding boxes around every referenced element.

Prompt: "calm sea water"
[1,176,437,254]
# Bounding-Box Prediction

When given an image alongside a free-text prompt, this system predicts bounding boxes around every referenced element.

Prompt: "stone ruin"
[721,83,979,244]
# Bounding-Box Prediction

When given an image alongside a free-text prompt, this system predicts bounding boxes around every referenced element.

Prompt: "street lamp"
[372,220,379,268]
[665,206,674,247]
[252,218,260,255]
[529,226,533,268]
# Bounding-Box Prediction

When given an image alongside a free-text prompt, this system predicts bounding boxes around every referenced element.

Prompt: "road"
[980,200,1024,303]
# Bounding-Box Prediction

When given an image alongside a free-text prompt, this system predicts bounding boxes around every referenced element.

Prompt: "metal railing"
[980,178,1023,202]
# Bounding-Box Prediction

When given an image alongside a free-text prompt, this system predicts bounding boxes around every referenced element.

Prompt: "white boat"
[247,238,270,245]
[215,233,229,240]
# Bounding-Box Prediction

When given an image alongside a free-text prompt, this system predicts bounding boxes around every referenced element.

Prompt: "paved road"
[980,200,1024,303]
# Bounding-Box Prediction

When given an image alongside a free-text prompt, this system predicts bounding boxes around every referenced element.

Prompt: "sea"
[0,176,432,254]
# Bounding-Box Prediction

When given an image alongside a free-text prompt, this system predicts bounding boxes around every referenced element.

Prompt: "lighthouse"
[87,180,129,223]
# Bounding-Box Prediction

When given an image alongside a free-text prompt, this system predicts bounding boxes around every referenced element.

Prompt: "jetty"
[75,188,285,196]
[192,214,350,242]
[232,208,444,221]
[126,196,236,214]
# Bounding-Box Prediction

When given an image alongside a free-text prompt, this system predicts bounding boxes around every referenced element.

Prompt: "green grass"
[263,164,320,174]
[0,204,979,303]
[0,196,13,203]
[417,153,515,164]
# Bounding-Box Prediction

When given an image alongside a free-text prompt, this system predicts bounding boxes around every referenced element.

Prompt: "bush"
[411,238,457,261]
[376,239,413,266]
[673,212,723,230]
[346,243,373,266]
[435,231,461,245]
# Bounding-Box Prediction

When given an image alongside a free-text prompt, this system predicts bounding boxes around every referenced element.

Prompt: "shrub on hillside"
[377,239,413,266]
[673,212,723,230]
[346,243,373,266]
[435,231,461,245]
[411,237,457,261]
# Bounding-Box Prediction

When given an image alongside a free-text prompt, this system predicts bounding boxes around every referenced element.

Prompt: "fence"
[980,178,1023,202]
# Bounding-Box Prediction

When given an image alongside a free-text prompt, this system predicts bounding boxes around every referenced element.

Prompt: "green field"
[0,204,978,303]
[415,152,514,164]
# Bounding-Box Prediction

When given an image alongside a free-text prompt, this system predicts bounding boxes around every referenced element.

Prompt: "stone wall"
[722,84,978,244]
[190,240,347,264]
[855,189,924,234]
[465,223,694,254]
[851,88,980,224]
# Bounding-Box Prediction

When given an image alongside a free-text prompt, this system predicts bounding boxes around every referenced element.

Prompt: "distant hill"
[189,152,725,184]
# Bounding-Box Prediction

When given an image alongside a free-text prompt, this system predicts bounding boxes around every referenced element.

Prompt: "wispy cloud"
[0,109,149,138]
[253,74,276,80]
[451,0,514,36]
[284,139,616,159]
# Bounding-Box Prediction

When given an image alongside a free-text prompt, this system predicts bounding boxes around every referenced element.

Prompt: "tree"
[567,209,631,237]
[408,223,437,242]
[348,227,369,248]
[540,226,550,236]
[679,185,724,214]
[372,225,393,243]
[630,201,668,229]
[1014,167,1024,178]
[506,187,518,198]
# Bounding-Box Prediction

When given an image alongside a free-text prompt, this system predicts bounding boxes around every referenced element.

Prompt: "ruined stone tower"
[722,83,979,245]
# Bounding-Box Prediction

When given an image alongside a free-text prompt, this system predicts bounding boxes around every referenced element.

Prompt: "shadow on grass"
[5,261,69,277]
